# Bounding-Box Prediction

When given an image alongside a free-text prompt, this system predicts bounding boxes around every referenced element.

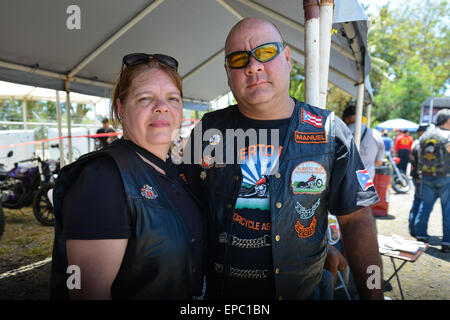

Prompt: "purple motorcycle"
[0,152,59,226]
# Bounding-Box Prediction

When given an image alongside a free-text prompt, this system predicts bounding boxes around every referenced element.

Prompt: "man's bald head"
[225,18,284,55]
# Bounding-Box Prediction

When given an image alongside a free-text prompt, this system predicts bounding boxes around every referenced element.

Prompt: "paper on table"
[377,234,426,254]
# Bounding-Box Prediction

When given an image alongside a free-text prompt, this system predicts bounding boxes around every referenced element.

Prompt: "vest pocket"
[304,243,328,266]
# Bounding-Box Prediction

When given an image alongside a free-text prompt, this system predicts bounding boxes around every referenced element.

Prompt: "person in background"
[95,118,116,150]
[342,106,385,179]
[415,109,450,253]
[381,129,394,155]
[394,129,414,173]
[408,123,429,237]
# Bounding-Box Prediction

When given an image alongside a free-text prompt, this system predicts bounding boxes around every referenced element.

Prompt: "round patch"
[291,161,327,194]
[209,134,221,146]
[140,184,158,200]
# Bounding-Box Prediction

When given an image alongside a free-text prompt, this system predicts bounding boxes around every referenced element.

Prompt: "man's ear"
[284,45,292,72]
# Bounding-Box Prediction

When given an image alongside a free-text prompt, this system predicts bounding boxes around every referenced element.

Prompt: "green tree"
[366,0,449,123]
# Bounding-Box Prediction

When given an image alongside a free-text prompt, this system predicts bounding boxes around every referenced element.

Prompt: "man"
[394,129,414,173]
[414,109,450,253]
[408,123,429,237]
[95,118,116,150]
[182,18,382,299]
[381,129,394,155]
[342,105,385,179]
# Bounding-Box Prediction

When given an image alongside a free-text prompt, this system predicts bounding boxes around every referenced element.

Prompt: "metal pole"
[354,70,365,150]
[65,79,73,163]
[22,99,29,158]
[303,0,320,108]
[55,90,65,168]
[366,103,372,128]
[319,0,334,109]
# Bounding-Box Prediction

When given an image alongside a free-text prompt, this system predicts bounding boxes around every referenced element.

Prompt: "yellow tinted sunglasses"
[225,42,284,69]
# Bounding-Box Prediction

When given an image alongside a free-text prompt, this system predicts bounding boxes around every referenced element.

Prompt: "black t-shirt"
[96,127,116,148]
[223,109,290,300]
[62,155,204,295]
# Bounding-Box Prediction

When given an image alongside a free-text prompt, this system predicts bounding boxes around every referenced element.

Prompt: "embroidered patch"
[291,161,327,194]
[294,131,327,144]
[294,217,317,238]
[295,198,320,220]
[356,169,374,191]
[200,171,207,180]
[201,155,214,169]
[327,214,341,245]
[301,108,323,128]
[209,134,221,146]
[140,184,158,200]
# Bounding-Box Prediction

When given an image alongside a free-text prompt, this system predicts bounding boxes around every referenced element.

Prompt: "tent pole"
[303,0,320,108]
[366,103,372,128]
[318,0,334,109]
[22,98,30,158]
[65,78,73,163]
[354,69,364,150]
[55,90,65,168]
[216,0,243,19]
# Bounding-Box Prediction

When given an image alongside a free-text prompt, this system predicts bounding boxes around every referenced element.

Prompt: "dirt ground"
[0,183,448,300]
[375,185,450,300]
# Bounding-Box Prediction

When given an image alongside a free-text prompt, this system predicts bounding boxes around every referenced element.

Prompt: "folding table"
[380,243,428,300]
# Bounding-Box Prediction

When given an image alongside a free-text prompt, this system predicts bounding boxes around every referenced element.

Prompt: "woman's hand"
[324,244,348,287]
[66,239,128,299]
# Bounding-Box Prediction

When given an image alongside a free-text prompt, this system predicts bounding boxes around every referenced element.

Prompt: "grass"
[0,206,54,273]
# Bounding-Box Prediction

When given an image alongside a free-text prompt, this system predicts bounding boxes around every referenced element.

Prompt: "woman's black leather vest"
[50,140,199,299]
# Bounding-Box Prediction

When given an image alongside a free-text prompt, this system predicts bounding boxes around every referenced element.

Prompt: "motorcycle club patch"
[295,198,320,220]
[294,131,327,144]
[294,217,317,238]
[294,199,319,238]
[291,161,327,194]
[140,184,158,200]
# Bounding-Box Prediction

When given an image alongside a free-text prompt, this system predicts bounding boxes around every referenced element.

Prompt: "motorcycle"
[238,176,269,198]
[0,150,13,238]
[386,152,411,193]
[297,174,323,189]
[0,153,59,226]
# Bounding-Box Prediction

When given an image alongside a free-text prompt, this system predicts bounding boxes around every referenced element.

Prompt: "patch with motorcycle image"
[235,144,281,211]
[291,161,327,195]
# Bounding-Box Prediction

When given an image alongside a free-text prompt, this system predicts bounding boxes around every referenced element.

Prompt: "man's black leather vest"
[183,99,336,299]
[50,140,198,299]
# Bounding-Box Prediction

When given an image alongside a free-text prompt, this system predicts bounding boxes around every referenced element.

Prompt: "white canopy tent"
[0,0,373,162]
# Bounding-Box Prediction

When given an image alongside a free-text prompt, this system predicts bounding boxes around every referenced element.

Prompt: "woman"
[50,53,205,300]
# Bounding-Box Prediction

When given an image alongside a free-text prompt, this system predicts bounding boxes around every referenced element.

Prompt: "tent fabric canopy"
[375,119,419,132]
[0,0,372,105]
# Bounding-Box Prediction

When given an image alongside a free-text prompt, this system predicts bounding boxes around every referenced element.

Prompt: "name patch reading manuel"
[294,131,327,144]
